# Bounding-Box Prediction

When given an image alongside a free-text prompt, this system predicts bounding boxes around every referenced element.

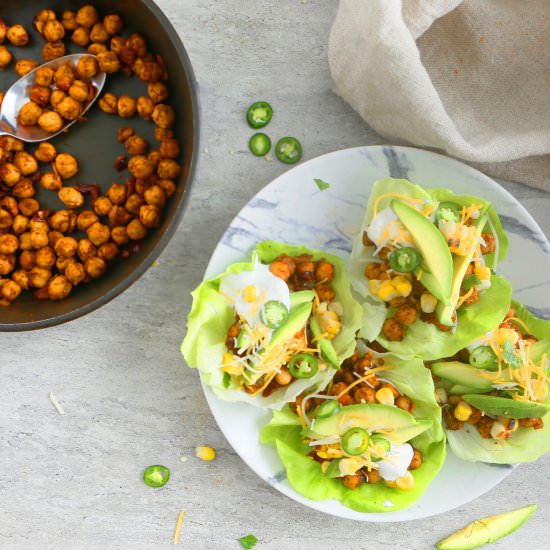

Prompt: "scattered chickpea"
[58,187,85,209]
[7,25,30,47]
[55,154,79,179]
[41,42,66,62]
[15,59,39,77]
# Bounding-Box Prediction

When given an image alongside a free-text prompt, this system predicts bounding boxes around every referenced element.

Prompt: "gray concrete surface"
[2,1,550,548]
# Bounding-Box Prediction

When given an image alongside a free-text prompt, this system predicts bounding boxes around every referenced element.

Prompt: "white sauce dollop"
[367,207,410,248]
[377,443,414,481]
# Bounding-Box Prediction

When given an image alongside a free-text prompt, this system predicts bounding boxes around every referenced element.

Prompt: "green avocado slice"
[462,394,550,419]
[391,200,453,305]
[437,504,537,550]
[431,361,510,392]
[270,301,312,349]
[448,384,491,395]
[304,403,431,446]
[290,290,315,308]
[309,316,339,369]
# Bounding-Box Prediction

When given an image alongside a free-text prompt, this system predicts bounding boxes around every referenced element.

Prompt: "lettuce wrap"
[434,301,550,463]
[348,178,510,360]
[181,241,363,410]
[260,349,446,512]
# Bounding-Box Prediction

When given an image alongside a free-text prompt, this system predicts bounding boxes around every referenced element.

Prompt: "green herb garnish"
[502,340,522,369]
[223,371,231,388]
[314,178,330,191]
[462,274,482,290]
[238,534,258,549]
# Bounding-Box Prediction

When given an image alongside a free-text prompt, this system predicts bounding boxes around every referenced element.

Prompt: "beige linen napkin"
[329,0,550,190]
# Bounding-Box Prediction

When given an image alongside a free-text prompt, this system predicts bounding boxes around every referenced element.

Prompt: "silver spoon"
[0,53,106,143]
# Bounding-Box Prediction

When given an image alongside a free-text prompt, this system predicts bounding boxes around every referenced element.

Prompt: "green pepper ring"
[143,465,170,488]
[388,247,421,273]
[248,133,271,157]
[469,345,499,371]
[341,427,370,456]
[275,136,303,164]
[288,353,319,379]
[435,201,462,224]
[246,101,273,129]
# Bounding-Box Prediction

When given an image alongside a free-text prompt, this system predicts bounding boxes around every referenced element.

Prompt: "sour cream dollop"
[377,443,414,481]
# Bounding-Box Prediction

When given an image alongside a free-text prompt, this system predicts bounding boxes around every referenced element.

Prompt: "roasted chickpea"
[154,129,174,145]
[147,149,161,166]
[125,193,144,215]
[93,196,112,216]
[65,261,85,286]
[77,238,96,262]
[134,96,154,120]
[50,89,66,108]
[30,230,49,250]
[0,208,13,229]
[12,270,29,291]
[15,59,39,77]
[151,104,175,128]
[57,96,82,121]
[159,138,180,159]
[144,185,166,208]
[0,234,18,255]
[97,241,119,261]
[58,187,84,209]
[76,55,98,79]
[71,26,90,47]
[7,25,30,47]
[68,80,89,103]
[77,210,99,232]
[33,9,56,34]
[61,11,78,32]
[42,42,66,62]
[0,46,13,69]
[157,159,181,179]
[56,256,73,271]
[0,20,7,44]
[12,214,29,234]
[125,135,148,156]
[18,101,42,126]
[87,222,110,246]
[19,249,35,268]
[35,246,56,269]
[35,66,55,87]
[40,172,62,191]
[18,198,39,217]
[87,43,107,56]
[97,51,120,73]
[0,163,21,186]
[117,95,136,118]
[135,60,162,83]
[90,23,109,44]
[14,152,38,176]
[48,275,72,300]
[18,233,32,251]
[127,218,147,240]
[76,5,100,28]
[103,14,123,35]
[43,20,65,42]
[38,110,64,133]
[98,92,117,114]
[0,254,15,275]
[0,196,18,216]
[49,210,76,233]
[34,142,56,163]
[117,127,134,142]
[110,35,126,54]
[29,84,51,107]
[106,183,127,205]
[148,82,169,104]
[134,179,151,196]
[128,156,154,179]
[48,230,63,248]
[55,153,79,179]
[1,279,21,301]
[54,236,78,258]
[85,256,106,278]
[111,226,129,246]
[0,136,23,151]
[12,178,35,199]
[139,204,161,228]
[107,205,132,226]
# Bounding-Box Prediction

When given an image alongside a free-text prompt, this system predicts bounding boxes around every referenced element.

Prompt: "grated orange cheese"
[173,511,184,545]
[336,365,394,399]
[456,288,474,309]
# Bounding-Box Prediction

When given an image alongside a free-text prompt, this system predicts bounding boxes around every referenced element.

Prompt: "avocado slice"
[391,200,453,305]
[448,383,490,395]
[310,316,339,369]
[437,504,537,550]
[431,361,507,392]
[270,301,312,349]
[290,290,315,308]
[436,215,487,326]
[304,403,431,446]
[462,394,550,419]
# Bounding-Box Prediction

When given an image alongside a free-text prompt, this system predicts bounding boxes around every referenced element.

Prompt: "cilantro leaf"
[223,371,231,389]
[462,274,481,291]
[314,178,330,191]
[238,534,258,549]
[502,340,522,369]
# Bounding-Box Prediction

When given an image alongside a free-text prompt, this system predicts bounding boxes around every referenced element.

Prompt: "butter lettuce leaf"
[260,354,446,512]
[181,241,363,410]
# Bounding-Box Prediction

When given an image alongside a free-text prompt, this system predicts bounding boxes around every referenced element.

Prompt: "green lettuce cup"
[433,301,550,463]
[260,349,446,512]
[348,177,511,359]
[181,241,363,410]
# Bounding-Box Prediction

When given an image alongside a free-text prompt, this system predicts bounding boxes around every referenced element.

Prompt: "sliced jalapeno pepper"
[341,427,369,456]
[260,300,289,329]
[370,435,391,461]
[469,345,499,371]
[275,136,302,164]
[246,101,273,128]
[315,399,341,418]
[143,465,170,487]
[288,353,319,379]
[389,247,421,273]
[236,330,252,350]
[248,133,271,156]
[435,202,462,224]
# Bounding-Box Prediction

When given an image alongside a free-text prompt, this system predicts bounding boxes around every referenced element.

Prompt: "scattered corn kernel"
[243,285,257,303]
[393,275,412,297]
[318,310,342,339]
[474,265,491,281]
[376,387,395,406]
[420,292,437,313]
[454,401,472,421]
[434,387,447,404]
[377,280,398,301]
[195,446,216,461]
[497,328,520,346]
[386,472,415,490]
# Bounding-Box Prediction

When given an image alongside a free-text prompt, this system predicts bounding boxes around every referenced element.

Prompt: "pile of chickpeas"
[0,5,181,305]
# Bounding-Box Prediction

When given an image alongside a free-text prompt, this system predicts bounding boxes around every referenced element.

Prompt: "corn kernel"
[454,401,472,421]
[497,328,519,346]
[393,276,412,297]
[243,284,257,303]
[222,352,235,365]
[318,310,341,339]
[474,265,491,281]
[386,472,415,490]
[195,446,216,461]
[377,280,398,301]
[376,387,395,406]
[420,292,437,313]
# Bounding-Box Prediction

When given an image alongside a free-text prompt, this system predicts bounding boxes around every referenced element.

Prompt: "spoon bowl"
[0,53,106,143]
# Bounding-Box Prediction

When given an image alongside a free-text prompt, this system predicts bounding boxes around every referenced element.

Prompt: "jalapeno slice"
[389,247,421,273]
[341,427,369,456]
[260,300,289,329]
[275,136,302,164]
[435,201,462,224]
[246,101,273,129]
[370,435,391,462]
[248,132,271,156]
[469,345,499,371]
[143,465,170,487]
[315,399,341,418]
[236,330,252,350]
[288,353,319,379]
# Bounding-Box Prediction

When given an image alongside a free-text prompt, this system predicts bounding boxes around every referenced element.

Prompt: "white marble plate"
[200,145,550,521]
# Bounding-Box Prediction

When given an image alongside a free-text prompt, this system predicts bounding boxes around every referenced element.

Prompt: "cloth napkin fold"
[328,0,550,190]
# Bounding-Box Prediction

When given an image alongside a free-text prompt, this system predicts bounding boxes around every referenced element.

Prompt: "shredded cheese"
[49,392,65,415]
[456,288,474,309]
[336,365,394,399]
[372,193,424,219]
[173,511,184,545]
